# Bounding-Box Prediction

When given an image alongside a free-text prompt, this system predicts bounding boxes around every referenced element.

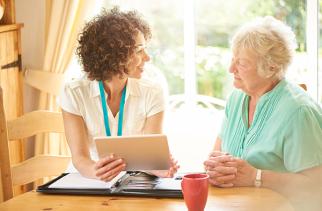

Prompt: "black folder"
[37,171,183,198]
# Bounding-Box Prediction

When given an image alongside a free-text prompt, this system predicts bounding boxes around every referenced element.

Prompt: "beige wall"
[15,0,46,158]
[16,0,45,70]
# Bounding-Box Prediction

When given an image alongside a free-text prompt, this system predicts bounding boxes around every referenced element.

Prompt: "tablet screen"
[94,134,171,170]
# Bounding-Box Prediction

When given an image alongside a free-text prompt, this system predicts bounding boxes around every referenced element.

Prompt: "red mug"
[181,173,209,211]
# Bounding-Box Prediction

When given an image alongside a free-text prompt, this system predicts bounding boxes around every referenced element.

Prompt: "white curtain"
[35,0,96,155]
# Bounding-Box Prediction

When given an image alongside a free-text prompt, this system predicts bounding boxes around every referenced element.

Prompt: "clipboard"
[37,171,183,198]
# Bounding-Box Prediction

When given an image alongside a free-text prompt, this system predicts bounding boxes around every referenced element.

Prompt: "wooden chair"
[0,69,70,201]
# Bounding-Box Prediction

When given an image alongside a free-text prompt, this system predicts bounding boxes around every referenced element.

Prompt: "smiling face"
[126,31,150,79]
[229,48,271,94]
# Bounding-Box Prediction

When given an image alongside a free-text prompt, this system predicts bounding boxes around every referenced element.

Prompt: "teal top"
[219,79,322,173]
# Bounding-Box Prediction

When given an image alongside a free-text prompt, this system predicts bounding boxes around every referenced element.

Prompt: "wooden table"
[0,186,293,211]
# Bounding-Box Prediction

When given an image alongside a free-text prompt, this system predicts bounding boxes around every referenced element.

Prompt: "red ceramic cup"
[181,173,209,211]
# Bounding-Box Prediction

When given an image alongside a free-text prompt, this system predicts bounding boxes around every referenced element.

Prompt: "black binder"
[37,171,183,198]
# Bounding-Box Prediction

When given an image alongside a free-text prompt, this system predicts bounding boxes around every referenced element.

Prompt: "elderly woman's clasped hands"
[204,151,258,188]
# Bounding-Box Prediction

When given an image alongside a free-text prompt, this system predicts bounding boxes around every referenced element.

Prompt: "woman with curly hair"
[59,7,179,181]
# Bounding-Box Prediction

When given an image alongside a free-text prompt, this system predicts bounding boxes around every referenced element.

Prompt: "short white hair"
[231,16,297,79]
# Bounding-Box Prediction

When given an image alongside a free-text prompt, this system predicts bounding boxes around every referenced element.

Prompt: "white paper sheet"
[48,171,126,189]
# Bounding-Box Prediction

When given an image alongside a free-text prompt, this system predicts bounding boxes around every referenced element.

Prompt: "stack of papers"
[49,171,126,189]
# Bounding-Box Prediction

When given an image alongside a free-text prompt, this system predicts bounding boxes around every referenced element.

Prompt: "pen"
[113,178,123,188]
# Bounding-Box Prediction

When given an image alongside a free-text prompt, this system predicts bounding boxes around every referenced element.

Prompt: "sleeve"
[145,85,166,117]
[57,83,82,116]
[283,106,322,172]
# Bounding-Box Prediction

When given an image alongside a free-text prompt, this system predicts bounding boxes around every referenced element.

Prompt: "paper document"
[49,171,126,189]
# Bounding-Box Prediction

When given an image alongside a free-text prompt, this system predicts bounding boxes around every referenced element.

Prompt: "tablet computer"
[94,134,170,170]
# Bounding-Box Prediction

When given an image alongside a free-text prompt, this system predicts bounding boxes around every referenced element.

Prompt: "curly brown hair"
[76,7,151,81]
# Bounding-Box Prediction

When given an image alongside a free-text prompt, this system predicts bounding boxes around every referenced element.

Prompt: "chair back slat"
[11,155,70,185]
[24,69,64,96]
[7,111,64,140]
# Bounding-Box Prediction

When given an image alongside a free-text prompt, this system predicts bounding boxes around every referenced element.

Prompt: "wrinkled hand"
[94,154,126,182]
[204,151,237,188]
[229,158,257,187]
[148,155,180,178]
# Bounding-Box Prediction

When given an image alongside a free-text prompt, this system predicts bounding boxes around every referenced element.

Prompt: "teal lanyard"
[98,81,127,136]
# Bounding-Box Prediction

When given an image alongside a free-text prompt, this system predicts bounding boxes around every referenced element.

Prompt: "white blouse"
[59,76,165,172]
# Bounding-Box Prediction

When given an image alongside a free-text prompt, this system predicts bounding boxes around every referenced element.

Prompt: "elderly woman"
[59,7,178,181]
[204,16,322,206]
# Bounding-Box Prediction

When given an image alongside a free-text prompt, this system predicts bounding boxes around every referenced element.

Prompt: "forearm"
[262,170,313,194]
[213,137,222,151]
[261,169,322,209]
[62,110,97,178]
[72,156,97,179]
